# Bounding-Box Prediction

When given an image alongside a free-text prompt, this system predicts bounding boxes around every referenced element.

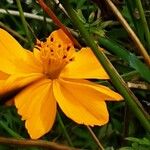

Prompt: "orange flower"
[0,28,123,139]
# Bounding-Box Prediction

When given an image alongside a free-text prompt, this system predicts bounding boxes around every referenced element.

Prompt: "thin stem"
[2,8,22,30]
[57,113,73,146]
[125,0,145,47]
[134,0,150,51]
[97,71,140,90]
[0,136,79,150]
[0,21,28,43]
[123,104,130,138]
[60,0,150,132]
[0,9,52,23]
[121,71,140,81]
[15,0,32,47]
[104,0,150,67]
[86,126,105,150]
[37,0,81,48]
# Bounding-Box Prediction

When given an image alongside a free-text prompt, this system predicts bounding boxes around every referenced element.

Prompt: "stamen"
[37,30,75,80]
[58,44,61,48]
[50,37,54,42]
[67,46,70,51]
[63,55,67,59]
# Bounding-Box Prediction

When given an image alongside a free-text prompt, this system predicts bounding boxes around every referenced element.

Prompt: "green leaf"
[99,37,150,82]
[126,137,150,146]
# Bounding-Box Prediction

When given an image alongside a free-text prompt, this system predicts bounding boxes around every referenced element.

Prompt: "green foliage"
[99,37,150,82]
[0,0,150,150]
[119,137,150,150]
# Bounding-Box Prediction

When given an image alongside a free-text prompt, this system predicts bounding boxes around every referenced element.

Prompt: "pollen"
[36,29,75,79]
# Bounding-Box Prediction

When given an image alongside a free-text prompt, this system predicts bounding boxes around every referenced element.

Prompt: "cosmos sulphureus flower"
[0,28,123,139]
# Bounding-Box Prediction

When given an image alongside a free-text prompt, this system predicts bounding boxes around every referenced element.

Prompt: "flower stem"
[0,21,28,43]
[0,137,78,150]
[37,0,81,48]
[57,113,73,146]
[86,126,105,150]
[15,0,32,47]
[60,0,150,132]
[134,0,150,52]
[0,9,52,23]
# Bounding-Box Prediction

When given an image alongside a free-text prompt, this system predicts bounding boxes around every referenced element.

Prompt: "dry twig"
[0,136,80,150]
[36,0,81,48]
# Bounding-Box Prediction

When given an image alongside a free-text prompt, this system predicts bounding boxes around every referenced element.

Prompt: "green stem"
[60,0,150,132]
[57,113,73,146]
[0,21,28,43]
[125,0,144,46]
[3,8,23,31]
[98,71,140,88]
[16,0,32,47]
[121,71,139,81]
[134,0,150,52]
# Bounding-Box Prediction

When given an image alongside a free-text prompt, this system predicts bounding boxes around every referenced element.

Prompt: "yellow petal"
[53,79,109,126]
[33,48,42,63]
[0,71,14,106]
[15,79,56,139]
[60,47,109,79]
[0,71,9,80]
[0,73,43,95]
[16,49,43,74]
[49,29,73,45]
[0,28,42,74]
[64,79,123,101]
[0,80,5,91]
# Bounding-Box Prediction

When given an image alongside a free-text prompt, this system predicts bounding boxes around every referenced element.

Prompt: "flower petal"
[60,47,109,79]
[15,79,57,139]
[63,79,123,101]
[49,29,73,45]
[53,79,109,126]
[0,28,42,74]
[0,71,9,80]
[0,73,43,95]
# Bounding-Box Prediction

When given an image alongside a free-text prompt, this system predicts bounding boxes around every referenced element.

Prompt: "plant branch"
[0,21,28,43]
[86,126,105,150]
[36,0,81,48]
[15,0,32,47]
[0,9,52,23]
[0,136,79,150]
[57,113,73,146]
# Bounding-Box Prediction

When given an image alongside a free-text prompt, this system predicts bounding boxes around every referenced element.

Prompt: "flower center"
[36,30,75,79]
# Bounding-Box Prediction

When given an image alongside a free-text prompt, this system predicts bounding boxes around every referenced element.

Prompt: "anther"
[58,44,61,48]
[67,46,70,51]
[63,55,67,59]
[50,37,54,42]
[69,58,74,61]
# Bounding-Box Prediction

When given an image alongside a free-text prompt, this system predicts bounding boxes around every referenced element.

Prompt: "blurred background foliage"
[0,0,150,149]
